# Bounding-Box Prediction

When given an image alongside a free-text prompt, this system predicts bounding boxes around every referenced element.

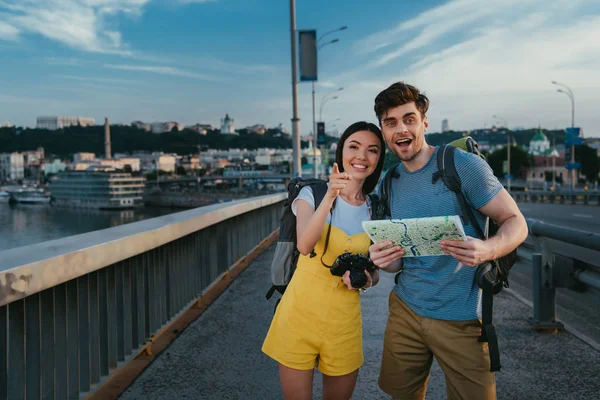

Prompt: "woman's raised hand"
[327,162,352,199]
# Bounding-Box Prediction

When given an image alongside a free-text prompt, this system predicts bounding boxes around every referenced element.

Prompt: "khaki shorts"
[378,292,496,400]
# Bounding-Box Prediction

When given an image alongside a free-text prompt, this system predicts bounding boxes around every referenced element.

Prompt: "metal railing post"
[529,253,563,331]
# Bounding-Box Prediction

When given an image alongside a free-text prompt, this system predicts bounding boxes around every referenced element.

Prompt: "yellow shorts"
[262,267,363,376]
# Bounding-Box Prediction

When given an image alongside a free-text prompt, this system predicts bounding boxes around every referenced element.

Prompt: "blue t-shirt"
[384,146,502,321]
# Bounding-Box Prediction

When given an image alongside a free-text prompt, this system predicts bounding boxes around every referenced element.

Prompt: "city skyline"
[1,0,599,136]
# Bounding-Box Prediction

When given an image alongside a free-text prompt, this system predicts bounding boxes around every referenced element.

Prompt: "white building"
[99,158,141,172]
[220,114,235,134]
[136,153,177,173]
[73,152,96,163]
[36,116,95,130]
[441,119,450,132]
[43,159,67,175]
[132,121,152,132]
[529,131,551,156]
[246,124,266,134]
[0,152,25,181]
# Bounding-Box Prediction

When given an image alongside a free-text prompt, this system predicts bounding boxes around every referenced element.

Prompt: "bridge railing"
[0,193,285,400]
[513,190,600,205]
[526,218,600,329]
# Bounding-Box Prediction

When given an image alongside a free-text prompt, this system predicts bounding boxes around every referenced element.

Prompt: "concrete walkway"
[120,245,600,399]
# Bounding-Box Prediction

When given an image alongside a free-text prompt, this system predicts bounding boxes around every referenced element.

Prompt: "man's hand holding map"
[362,215,467,257]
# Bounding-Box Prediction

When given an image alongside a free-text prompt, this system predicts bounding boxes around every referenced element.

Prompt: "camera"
[330,252,377,289]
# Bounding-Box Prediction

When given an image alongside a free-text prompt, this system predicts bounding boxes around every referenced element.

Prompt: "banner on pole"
[298,30,317,81]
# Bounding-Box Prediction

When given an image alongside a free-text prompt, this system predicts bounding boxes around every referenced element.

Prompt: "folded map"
[362,215,467,257]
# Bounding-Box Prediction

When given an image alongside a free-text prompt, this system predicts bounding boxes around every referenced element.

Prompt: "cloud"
[0,21,19,41]
[336,0,600,133]
[0,0,151,53]
[104,63,220,80]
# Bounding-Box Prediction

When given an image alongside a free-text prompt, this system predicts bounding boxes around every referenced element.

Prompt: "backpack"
[379,136,516,373]
[265,178,385,304]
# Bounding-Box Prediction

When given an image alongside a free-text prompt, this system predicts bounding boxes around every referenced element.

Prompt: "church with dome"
[528,130,552,156]
[220,113,235,134]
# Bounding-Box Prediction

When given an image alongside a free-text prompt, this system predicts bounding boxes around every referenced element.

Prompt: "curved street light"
[320,88,343,122]
[551,81,574,128]
[310,26,347,178]
[552,80,576,190]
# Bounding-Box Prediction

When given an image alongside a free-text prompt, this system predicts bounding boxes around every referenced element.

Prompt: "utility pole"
[289,0,301,177]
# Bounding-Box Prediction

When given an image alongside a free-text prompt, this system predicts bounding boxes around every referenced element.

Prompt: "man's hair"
[374,82,430,123]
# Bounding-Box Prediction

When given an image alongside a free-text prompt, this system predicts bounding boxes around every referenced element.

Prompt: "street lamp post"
[289,0,301,177]
[552,80,576,191]
[493,115,511,192]
[311,26,347,178]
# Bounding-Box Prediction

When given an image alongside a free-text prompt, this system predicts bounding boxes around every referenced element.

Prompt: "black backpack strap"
[435,145,501,371]
[479,283,502,372]
[433,145,485,238]
[311,181,328,210]
[380,163,400,218]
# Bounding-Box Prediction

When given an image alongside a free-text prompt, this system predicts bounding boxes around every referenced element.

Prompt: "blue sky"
[1,0,599,137]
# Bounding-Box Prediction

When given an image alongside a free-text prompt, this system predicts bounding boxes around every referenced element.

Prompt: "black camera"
[330,252,377,289]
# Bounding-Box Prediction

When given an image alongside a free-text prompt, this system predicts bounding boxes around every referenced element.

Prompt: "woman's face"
[341,130,382,180]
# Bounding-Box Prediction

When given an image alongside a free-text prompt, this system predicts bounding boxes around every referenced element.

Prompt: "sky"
[1,0,599,137]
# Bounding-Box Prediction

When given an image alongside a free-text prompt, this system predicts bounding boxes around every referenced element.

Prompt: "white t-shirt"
[291,186,371,236]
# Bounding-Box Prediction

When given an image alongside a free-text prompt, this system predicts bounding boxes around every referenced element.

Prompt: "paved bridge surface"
[119,245,600,400]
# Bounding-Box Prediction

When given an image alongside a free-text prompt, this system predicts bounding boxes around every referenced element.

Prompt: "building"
[220,114,235,134]
[150,121,183,134]
[246,124,266,134]
[132,121,152,132]
[73,152,96,163]
[36,116,95,130]
[51,171,146,209]
[441,119,450,132]
[0,152,25,181]
[43,159,67,175]
[529,131,551,156]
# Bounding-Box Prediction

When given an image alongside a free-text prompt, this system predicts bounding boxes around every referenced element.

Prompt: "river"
[0,204,177,252]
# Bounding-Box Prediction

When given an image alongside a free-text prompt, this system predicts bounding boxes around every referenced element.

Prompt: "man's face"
[380,102,428,163]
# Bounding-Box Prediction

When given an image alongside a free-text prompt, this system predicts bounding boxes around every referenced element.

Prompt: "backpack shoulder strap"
[311,181,328,210]
[433,145,485,238]
[380,163,400,218]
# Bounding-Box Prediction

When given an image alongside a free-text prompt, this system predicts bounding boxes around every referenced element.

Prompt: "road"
[517,202,599,233]
[511,202,600,345]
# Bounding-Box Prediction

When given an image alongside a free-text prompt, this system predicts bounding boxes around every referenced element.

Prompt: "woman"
[262,121,386,400]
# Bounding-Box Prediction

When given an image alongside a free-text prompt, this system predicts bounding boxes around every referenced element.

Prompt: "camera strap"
[320,199,336,268]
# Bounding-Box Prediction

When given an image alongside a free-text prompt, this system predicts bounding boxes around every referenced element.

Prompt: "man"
[369,82,528,400]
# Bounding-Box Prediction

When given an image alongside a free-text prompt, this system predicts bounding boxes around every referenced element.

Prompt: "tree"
[575,145,600,183]
[487,145,532,179]
[301,156,308,166]
[176,165,187,176]
[123,164,132,174]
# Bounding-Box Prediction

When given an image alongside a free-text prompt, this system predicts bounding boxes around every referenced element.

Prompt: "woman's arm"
[295,194,336,255]
[296,162,352,255]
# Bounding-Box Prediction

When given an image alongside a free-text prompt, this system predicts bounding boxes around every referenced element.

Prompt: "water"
[0,204,177,252]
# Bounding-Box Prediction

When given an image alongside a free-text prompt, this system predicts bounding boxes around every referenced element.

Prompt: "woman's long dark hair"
[335,121,385,195]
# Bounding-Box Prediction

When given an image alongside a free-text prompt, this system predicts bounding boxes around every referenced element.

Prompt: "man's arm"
[440,188,528,267]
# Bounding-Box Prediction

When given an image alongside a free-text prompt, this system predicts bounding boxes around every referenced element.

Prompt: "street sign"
[317,122,325,144]
[565,162,581,170]
[565,127,582,139]
[504,173,514,180]
[565,137,583,146]
[502,160,508,174]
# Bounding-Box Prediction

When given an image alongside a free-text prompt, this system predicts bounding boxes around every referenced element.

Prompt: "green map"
[362,215,467,257]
